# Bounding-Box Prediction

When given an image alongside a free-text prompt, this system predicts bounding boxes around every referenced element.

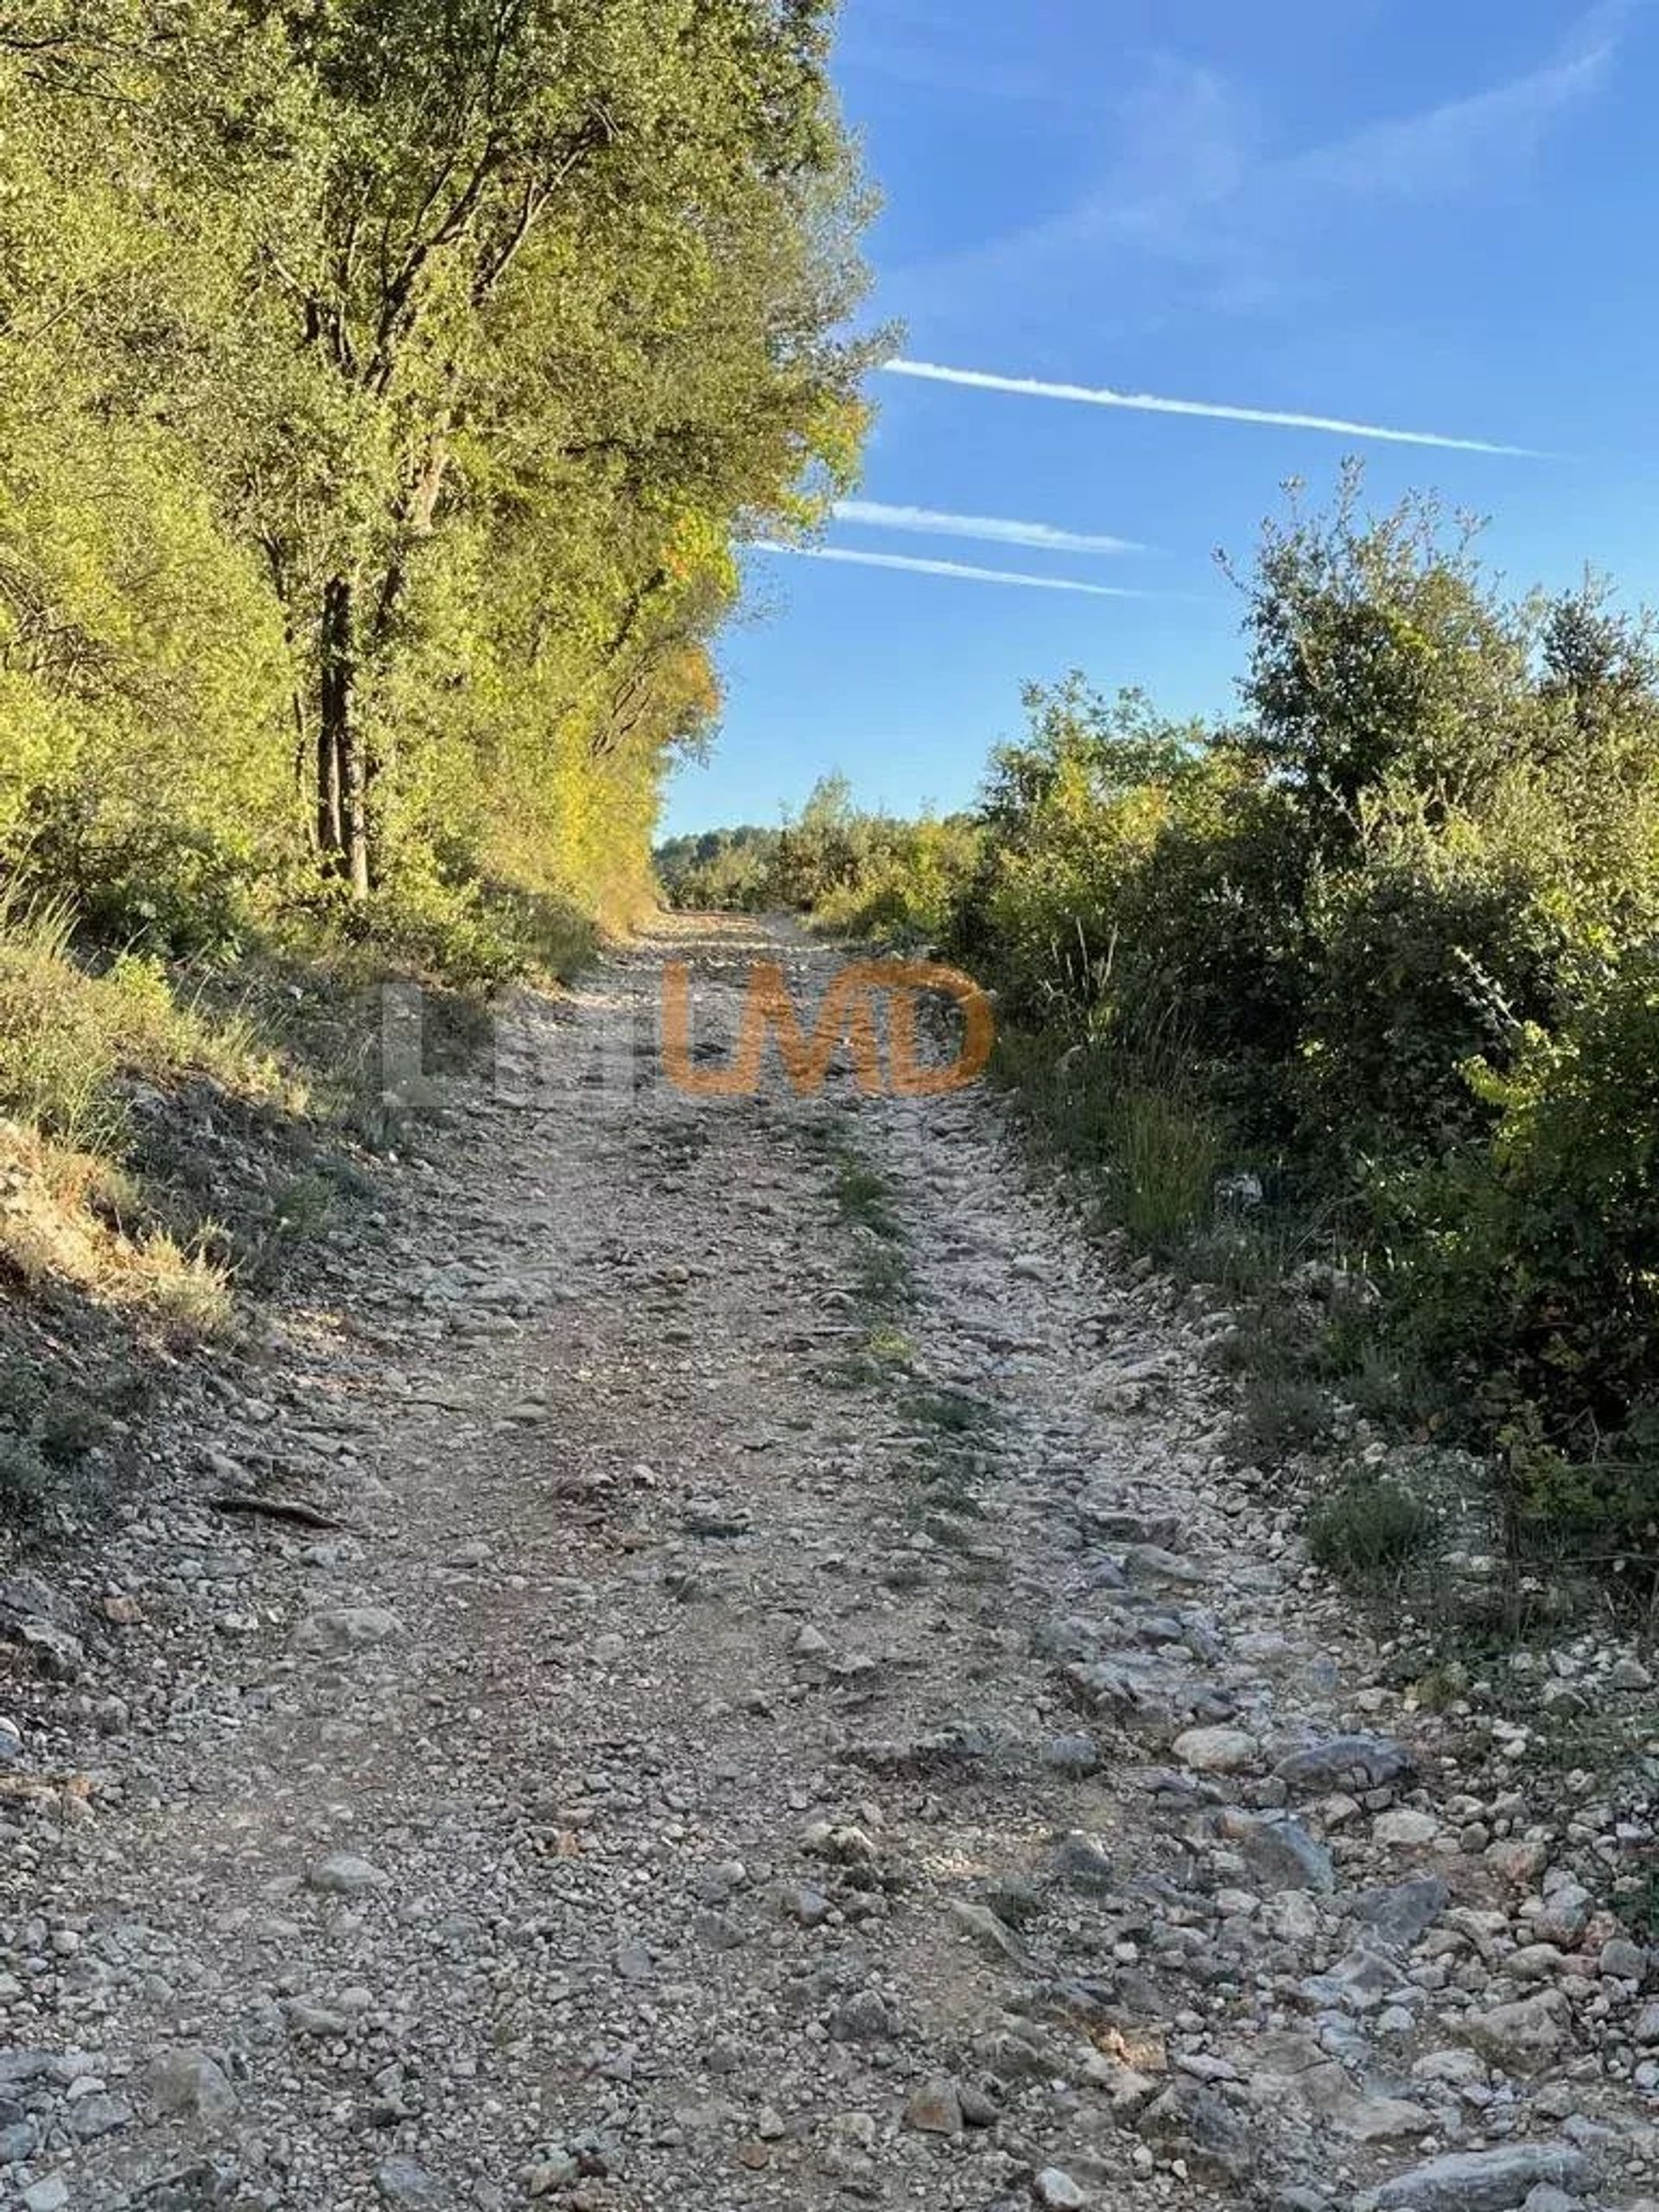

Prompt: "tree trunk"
[344,709,370,899]
[318,574,369,894]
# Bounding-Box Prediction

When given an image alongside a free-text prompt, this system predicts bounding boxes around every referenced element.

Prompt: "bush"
[658,784,982,946]
[1390,944,1659,1436]
[1498,1413,1659,1589]
[1306,1475,1441,1582]
[672,476,1659,1595]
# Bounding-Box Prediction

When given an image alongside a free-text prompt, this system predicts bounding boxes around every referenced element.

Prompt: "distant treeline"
[657,779,978,930]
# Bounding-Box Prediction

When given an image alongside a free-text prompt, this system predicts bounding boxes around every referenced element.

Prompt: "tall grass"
[0,884,272,1338]
[0,884,273,1151]
[996,1021,1224,1255]
[0,889,118,1149]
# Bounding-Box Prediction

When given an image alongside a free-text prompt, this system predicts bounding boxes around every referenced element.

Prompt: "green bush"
[1389,946,1659,1435]
[673,478,1659,1592]
[1306,1474,1441,1581]
[1498,1412,1659,1587]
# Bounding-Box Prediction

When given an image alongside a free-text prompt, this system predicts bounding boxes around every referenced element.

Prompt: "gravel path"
[3,915,1657,2212]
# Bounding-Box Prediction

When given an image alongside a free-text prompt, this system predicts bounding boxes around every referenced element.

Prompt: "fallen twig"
[210,1494,353,1532]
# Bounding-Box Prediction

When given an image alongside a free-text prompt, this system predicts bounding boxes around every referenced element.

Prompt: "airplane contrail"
[884,358,1547,457]
[749,542,1148,597]
[832,499,1144,555]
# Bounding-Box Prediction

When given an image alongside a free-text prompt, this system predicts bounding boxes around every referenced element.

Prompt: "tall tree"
[1,0,874,929]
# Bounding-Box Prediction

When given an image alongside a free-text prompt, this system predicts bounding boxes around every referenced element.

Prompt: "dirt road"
[3,917,1656,2212]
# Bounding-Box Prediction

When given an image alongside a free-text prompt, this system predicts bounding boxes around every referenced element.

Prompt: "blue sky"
[662,0,1658,835]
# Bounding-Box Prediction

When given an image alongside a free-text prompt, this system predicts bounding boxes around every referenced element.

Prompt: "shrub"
[1499,1413,1659,1590]
[1232,467,1536,834]
[1306,1475,1440,1580]
[671,474,1659,1594]
[1389,945,1659,1437]
[0,1427,52,1528]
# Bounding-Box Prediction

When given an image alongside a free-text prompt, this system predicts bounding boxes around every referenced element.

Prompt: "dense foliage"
[659,773,981,940]
[671,473,1659,1585]
[1,0,874,969]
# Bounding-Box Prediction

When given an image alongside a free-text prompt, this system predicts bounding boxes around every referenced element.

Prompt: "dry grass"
[0,1119,230,1340]
[0,888,284,1339]
[0,894,284,1130]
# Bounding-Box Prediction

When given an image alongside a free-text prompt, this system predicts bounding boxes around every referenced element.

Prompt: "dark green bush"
[1306,1475,1440,1580]
[1389,946,1659,1435]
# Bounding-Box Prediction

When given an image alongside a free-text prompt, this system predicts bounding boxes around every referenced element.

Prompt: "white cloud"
[1289,32,1616,201]
[892,11,1622,327]
[884,359,1547,456]
[749,543,1147,597]
[833,500,1144,555]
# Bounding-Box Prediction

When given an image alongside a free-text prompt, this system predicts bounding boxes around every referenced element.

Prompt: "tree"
[0,0,876,937]
[1231,465,1534,838]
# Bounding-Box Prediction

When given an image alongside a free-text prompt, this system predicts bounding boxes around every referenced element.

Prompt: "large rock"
[66,2092,133,2139]
[1374,1807,1440,1847]
[1214,1809,1335,1894]
[1042,1732,1103,1777]
[828,1989,893,2043]
[845,1723,996,1777]
[14,1620,85,1681]
[376,2157,452,2209]
[307,1851,388,1895]
[1348,1877,1449,1950]
[1531,1883,1592,1947]
[946,1897,1027,1962]
[0,1574,76,1630]
[904,2079,963,2135]
[1138,2079,1255,2182]
[1274,1735,1414,1794]
[1076,1498,1180,1548]
[1460,1990,1570,2072]
[1033,2172,1086,2209]
[1173,1724,1259,1773]
[1372,2144,1587,2212]
[1335,2092,1434,2143]
[1049,1832,1116,1892]
[146,2047,237,2127]
[1062,1655,1195,1728]
[0,2051,54,2089]
[293,1605,402,1655]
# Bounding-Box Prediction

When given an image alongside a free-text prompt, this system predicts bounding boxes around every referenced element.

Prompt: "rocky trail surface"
[2,916,1657,2212]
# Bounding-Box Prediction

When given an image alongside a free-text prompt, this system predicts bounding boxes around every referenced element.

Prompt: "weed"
[833,1160,902,1242]
[134,1229,233,1340]
[1340,1334,1439,1429]
[1306,1474,1441,1582]
[0,1346,148,1534]
[1623,1866,1659,1945]
[900,1383,995,1436]
[909,1497,984,1546]
[0,1429,51,1528]
[996,1026,1224,1255]
[1110,1087,1225,1250]
[1233,1366,1333,1461]
[802,1115,913,1317]
[849,1232,910,1313]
